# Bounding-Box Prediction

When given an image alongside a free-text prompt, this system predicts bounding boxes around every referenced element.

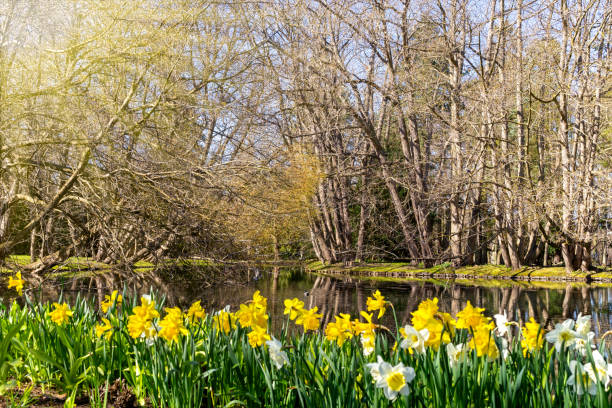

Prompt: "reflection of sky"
[2,266,610,346]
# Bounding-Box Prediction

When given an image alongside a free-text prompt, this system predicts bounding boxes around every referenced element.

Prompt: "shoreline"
[305,261,612,284]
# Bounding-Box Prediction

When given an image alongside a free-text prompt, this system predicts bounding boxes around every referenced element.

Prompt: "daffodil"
[583,350,612,391]
[545,319,577,352]
[399,325,429,354]
[213,307,236,334]
[456,301,489,331]
[7,272,24,296]
[567,354,611,396]
[251,290,267,311]
[366,290,387,319]
[266,337,289,369]
[573,332,595,356]
[143,321,160,345]
[248,325,270,347]
[101,290,122,313]
[493,311,514,337]
[283,298,304,320]
[95,318,113,340]
[237,303,268,329]
[361,332,376,356]
[132,295,160,321]
[521,317,544,356]
[411,298,439,329]
[159,308,188,343]
[410,299,454,350]
[325,314,354,346]
[354,311,376,336]
[572,314,595,355]
[186,300,206,322]
[128,314,150,339]
[336,313,354,335]
[446,343,467,367]
[325,321,346,346]
[366,355,385,383]
[367,356,415,401]
[295,307,322,331]
[48,302,73,326]
[574,313,591,336]
[468,322,499,360]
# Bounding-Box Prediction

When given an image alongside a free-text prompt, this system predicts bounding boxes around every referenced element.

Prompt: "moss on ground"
[306,261,612,284]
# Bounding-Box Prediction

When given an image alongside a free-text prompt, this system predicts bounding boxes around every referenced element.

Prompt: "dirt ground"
[0,380,140,408]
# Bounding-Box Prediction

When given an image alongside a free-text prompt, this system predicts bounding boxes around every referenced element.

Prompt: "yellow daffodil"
[128,314,150,339]
[159,308,188,343]
[325,314,354,346]
[48,302,73,326]
[132,295,160,321]
[213,308,236,334]
[295,307,322,331]
[325,321,344,345]
[411,298,439,329]
[456,301,489,331]
[251,290,267,311]
[187,300,206,322]
[101,290,122,313]
[521,317,544,356]
[95,318,113,340]
[410,299,455,350]
[325,313,353,346]
[247,325,270,347]
[337,313,354,336]
[354,311,376,336]
[468,322,499,360]
[237,303,268,329]
[283,298,304,320]
[7,272,24,296]
[366,290,387,319]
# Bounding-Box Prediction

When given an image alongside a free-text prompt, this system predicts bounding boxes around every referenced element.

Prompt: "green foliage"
[0,292,610,407]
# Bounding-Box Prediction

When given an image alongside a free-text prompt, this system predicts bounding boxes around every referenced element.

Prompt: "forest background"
[0,0,610,275]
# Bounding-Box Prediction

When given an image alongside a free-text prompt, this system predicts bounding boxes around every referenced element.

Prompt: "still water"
[3,265,611,342]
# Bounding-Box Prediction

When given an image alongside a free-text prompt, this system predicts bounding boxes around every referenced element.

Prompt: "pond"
[2,265,611,342]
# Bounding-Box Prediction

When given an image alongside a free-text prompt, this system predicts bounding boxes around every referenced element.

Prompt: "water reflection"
[2,266,611,343]
[303,276,612,345]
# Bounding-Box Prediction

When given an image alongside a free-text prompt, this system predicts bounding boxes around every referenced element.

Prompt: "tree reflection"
[4,267,610,343]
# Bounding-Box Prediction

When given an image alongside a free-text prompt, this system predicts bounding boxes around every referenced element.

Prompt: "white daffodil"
[366,355,385,383]
[361,333,375,357]
[399,325,429,354]
[493,311,512,337]
[573,331,595,356]
[545,319,577,352]
[446,343,467,367]
[369,357,415,401]
[574,313,591,336]
[266,337,289,369]
[500,337,510,361]
[568,360,597,395]
[583,350,612,391]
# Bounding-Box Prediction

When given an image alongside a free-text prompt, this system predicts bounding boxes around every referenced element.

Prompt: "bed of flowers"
[1,271,611,407]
